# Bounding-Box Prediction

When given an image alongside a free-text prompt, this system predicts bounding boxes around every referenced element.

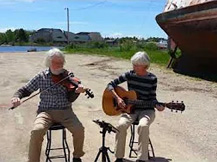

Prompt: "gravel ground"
[0,52,216,162]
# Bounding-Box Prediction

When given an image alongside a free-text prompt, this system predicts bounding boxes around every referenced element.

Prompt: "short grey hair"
[45,48,65,67]
[130,51,150,68]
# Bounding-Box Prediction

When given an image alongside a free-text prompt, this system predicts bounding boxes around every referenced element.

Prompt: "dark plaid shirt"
[14,69,72,113]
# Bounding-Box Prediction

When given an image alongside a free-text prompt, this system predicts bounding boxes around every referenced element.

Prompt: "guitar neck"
[126,99,162,108]
[126,99,185,112]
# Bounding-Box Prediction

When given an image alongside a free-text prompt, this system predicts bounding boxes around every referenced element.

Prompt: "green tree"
[0,33,7,44]
[5,29,15,43]
[14,28,28,42]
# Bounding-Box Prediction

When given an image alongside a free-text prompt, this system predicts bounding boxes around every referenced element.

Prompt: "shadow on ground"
[123,157,172,162]
[174,69,217,82]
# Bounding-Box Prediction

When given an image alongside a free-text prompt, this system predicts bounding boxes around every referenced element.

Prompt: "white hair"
[131,51,150,68]
[45,48,65,67]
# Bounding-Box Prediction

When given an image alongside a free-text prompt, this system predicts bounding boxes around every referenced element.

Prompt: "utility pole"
[64,7,70,45]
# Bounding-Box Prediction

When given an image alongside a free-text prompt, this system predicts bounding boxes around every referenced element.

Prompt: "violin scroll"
[85,88,94,98]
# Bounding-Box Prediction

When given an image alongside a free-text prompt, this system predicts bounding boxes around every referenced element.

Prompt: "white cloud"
[18,0,35,2]
[57,21,89,26]
[0,0,35,2]
[104,32,145,38]
[0,0,35,5]
[0,27,16,33]
[107,32,123,38]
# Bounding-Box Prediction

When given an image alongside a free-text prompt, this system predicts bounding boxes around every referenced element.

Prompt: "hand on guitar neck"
[155,104,165,111]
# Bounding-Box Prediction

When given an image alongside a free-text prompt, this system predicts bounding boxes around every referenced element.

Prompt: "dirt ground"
[0,52,216,162]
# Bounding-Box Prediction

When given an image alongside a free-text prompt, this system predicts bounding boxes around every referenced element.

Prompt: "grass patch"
[64,46,170,66]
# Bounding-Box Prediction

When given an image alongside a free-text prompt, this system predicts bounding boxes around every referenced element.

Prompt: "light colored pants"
[115,109,155,161]
[28,109,85,162]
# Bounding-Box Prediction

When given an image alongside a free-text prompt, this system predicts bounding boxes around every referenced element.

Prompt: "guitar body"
[102,86,137,116]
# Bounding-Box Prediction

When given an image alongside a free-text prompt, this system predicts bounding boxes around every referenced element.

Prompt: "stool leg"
[129,124,137,158]
[148,138,155,159]
[45,126,71,162]
[45,131,49,156]
[45,130,52,162]
[62,128,70,162]
[129,125,133,158]
[129,124,155,160]
[62,129,67,162]
[64,131,70,162]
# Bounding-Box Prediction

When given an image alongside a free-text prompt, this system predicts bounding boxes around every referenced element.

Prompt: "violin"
[51,70,94,100]
[8,70,94,110]
[51,70,80,90]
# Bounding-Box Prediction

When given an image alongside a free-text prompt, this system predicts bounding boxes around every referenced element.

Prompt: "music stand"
[93,120,118,162]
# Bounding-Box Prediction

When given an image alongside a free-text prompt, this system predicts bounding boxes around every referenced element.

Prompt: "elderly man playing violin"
[11,48,85,162]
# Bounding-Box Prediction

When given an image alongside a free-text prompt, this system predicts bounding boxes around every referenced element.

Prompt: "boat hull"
[156,1,217,76]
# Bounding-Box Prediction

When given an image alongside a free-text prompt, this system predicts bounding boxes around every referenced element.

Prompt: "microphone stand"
[93,120,118,162]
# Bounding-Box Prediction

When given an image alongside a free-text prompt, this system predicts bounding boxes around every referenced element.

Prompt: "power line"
[73,0,107,11]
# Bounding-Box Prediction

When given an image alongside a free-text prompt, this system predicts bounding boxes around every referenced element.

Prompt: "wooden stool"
[45,123,70,162]
[129,120,155,159]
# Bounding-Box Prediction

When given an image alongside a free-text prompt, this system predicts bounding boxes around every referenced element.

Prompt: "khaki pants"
[115,110,155,161]
[28,109,85,162]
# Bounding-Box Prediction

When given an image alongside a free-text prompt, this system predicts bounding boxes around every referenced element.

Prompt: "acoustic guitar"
[102,86,185,116]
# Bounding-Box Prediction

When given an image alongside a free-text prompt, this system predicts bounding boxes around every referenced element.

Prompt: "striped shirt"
[107,70,158,109]
[13,69,72,113]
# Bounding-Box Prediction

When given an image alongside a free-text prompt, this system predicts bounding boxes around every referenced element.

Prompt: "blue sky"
[0,0,167,38]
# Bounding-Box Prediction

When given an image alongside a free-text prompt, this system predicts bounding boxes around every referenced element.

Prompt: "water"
[0,46,64,53]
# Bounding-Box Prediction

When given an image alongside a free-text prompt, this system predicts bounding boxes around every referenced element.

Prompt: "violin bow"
[9,73,74,110]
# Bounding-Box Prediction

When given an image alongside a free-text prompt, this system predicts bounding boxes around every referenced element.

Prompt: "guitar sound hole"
[113,98,117,107]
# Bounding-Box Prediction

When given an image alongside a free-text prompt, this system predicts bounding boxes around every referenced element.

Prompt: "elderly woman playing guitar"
[11,48,93,162]
[106,51,165,162]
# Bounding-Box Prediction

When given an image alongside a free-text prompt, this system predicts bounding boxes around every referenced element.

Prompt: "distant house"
[105,38,119,46]
[86,32,104,42]
[156,40,168,49]
[64,31,90,43]
[51,29,67,42]
[30,28,104,44]
[66,32,103,43]
[29,28,67,43]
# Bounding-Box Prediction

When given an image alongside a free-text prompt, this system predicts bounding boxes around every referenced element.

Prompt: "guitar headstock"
[85,89,94,99]
[165,101,185,112]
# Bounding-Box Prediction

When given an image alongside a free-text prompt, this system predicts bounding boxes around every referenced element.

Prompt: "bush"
[144,42,158,51]
[65,43,78,50]
[35,38,46,43]
[92,41,108,48]
[119,40,137,52]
